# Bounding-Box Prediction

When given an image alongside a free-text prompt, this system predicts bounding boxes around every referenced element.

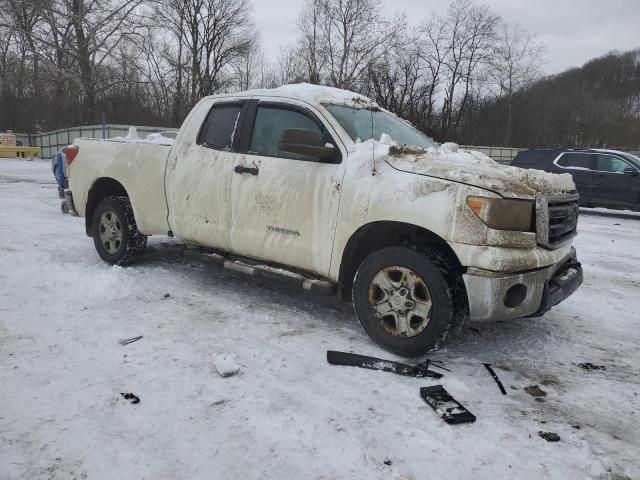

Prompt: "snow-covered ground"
[1,158,638,480]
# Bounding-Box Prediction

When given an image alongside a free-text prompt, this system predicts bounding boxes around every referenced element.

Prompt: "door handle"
[234,165,259,176]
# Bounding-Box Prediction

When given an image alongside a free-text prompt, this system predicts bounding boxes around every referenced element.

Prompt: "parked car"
[512,148,640,211]
[62,84,583,356]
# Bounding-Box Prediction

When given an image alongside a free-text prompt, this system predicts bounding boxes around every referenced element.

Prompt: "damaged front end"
[459,188,582,322]
[463,247,583,322]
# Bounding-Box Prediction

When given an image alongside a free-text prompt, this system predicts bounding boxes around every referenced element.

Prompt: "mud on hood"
[384,142,576,199]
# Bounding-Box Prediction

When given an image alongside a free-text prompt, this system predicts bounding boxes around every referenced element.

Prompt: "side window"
[597,154,630,173]
[249,106,327,161]
[557,153,594,170]
[197,103,242,151]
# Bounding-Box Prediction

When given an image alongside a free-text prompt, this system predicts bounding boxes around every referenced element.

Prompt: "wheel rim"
[99,210,123,255]
[368,265,433,337]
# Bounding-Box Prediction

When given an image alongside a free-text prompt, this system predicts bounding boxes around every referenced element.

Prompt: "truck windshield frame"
[324,104,436,149]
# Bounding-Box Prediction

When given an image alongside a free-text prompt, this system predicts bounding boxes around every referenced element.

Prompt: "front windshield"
[324,104,436,149]
[621,152,640,166]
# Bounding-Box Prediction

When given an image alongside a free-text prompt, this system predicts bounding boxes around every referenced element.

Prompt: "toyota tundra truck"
[63,83,583,356]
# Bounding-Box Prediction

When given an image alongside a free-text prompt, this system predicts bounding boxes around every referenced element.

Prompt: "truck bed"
[69,138,172,236]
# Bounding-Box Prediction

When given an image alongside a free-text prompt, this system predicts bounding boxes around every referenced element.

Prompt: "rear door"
[166,100,248,250]
[228,100,346,276]
[591,153,640,209]
[553,152,595,205]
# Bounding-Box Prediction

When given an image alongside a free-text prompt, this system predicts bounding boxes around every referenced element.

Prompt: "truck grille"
[536,194,579,249]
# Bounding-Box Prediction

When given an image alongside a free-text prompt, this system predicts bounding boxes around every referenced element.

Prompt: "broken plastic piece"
[576,362,606,371]
[326,351,443,379]
[120,393,140,404]
[420,385,476,425]
[483,363,507,395]
[538,431,560,442]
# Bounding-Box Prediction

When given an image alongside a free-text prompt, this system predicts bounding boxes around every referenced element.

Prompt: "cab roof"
[207,83,379,109]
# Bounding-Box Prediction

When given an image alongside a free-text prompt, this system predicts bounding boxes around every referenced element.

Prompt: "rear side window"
[557,153,594,170]
[512,150,553,167]
[596,154,631,173]
[249,106,324,161]
[198,103,242,151]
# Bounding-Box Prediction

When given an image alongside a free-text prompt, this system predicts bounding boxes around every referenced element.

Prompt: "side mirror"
[278,128,336,161]
[623,167,639,176]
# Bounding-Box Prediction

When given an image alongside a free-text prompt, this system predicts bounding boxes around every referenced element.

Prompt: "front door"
[228,101,346,277]
[591,153,640,209]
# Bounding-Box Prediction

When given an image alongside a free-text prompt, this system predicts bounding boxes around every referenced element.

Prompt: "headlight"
[466,196,534,232]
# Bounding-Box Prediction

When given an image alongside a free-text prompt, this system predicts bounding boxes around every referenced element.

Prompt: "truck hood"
[382,141,576,199]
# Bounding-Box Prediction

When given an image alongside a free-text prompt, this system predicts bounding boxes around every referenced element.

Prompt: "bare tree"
[488,22,545,144]
[297,0,323,84]
[439,0,499,137]
[42,0,144,123]
[231,33,262,91]
[296,0,400,89]
[365,30,437,133]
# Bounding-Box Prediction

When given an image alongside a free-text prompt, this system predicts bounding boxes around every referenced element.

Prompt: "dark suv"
[512,148,640,211]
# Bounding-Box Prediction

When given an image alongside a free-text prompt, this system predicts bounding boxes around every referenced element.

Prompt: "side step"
[158,243,336,296]
[204,253,336,296]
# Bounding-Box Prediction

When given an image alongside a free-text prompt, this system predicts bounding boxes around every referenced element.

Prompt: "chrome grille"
[536,194,579,249]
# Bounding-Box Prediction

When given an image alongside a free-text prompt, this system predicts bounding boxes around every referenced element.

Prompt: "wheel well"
[85,178,128,236]
[337,221,463,300]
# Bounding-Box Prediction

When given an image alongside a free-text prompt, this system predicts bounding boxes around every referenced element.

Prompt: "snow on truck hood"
[373,137,575,198]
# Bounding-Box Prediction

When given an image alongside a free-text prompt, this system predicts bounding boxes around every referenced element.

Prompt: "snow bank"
[110,127,175,146]
[354,134,576,197]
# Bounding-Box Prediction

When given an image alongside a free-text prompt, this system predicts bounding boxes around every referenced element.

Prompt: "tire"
[92,196,147,266]
[352,246,466,357]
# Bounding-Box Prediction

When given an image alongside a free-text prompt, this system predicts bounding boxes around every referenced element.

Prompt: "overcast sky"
[252,0,640,75]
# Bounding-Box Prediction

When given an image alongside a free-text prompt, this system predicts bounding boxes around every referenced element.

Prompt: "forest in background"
[1,0,639,149]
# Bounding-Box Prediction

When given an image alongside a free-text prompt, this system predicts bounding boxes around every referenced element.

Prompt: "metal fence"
[14,124,178,158]
[460,145,524,164]
[12,125,640,163]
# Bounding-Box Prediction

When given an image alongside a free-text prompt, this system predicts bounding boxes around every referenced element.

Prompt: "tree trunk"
[72,0,95,124]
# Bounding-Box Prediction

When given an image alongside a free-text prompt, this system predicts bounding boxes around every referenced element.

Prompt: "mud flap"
[420,385,476,424]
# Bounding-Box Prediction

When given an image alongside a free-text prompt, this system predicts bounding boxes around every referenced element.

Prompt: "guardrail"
[14,124,178,158]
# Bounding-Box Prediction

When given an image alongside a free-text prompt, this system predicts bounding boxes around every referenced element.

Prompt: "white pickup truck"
[64,83,583,356]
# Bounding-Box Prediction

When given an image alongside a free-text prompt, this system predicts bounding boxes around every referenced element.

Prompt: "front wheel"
[352,246,465,357]
[92,196,147,266]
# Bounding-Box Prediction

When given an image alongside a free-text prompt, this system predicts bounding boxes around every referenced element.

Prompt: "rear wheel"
[92,196,147,266]
[352,246,465,357]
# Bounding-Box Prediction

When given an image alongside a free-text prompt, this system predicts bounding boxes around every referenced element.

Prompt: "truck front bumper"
[462,248,583,322]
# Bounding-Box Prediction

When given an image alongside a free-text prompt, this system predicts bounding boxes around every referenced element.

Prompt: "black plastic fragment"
[576,362,606,371]
[119,336,143,346]
[420,385,476,425]
[120,393,140,404]
[538,431,560,442]
[327,350,443,379]
[483,363,507,395]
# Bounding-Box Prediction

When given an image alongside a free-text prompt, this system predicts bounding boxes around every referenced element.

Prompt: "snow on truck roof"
[209,83,379,108]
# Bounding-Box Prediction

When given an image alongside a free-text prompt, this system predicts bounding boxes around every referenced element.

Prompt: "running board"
[203,253,336,295]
